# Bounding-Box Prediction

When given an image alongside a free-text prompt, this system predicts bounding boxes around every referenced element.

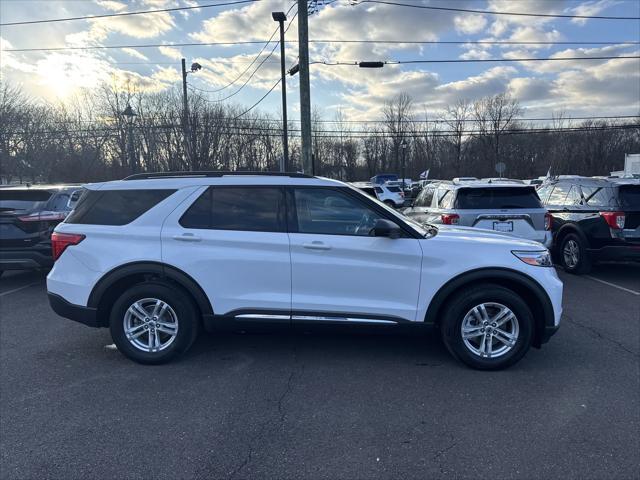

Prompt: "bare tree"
[383,93,413,173]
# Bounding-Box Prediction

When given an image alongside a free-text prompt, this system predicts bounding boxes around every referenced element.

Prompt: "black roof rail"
[123,171,313,180]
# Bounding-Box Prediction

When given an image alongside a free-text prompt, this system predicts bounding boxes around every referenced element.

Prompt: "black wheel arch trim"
[424,267,555,345]
[555,224,591,249]
[87,261,214,317]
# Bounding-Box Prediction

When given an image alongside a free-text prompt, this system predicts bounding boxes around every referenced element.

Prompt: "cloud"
[121,48,149,61]
[454,14,488,34]
[570,0,620,25]
[94,0,127,11]
[158,46,183,60]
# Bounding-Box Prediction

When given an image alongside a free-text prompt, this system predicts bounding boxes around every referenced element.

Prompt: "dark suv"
[0,185,83,274]
[537,177,640,273]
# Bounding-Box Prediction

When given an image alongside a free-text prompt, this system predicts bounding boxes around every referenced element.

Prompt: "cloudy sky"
[1,0,639,120]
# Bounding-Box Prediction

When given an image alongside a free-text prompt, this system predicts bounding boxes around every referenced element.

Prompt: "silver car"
[403,180,553,247]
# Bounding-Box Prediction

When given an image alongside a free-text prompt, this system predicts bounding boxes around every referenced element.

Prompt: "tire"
[559,233,591,274]
[109,282,200,365]
[440,285,534,370]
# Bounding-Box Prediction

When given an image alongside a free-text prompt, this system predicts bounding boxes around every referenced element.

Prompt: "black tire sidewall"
[441,286,534,370]
[109,282,198,365]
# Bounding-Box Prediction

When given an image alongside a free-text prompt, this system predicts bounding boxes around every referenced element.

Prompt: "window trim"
[286,185,420,238]
[178,185,287,233]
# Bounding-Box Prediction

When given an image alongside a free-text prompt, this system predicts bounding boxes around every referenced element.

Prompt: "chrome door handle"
[302,241,331,251]
[173,233,202,242]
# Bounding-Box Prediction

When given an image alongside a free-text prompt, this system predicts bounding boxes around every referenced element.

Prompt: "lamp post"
[181,59,202,166]
[122,104,137,174]
[272,11,289,172]
[401,140,407,192]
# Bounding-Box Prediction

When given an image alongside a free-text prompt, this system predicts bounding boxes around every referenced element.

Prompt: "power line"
[188,9,298,102]
[313,55,640,66]
[6,40,640,53]
[355,0,640,20]
[234,78,282,119]
[0,0,258,26]
[188,1,297,94]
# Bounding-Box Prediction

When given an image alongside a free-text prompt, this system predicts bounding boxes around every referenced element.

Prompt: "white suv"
[47,172,562,369]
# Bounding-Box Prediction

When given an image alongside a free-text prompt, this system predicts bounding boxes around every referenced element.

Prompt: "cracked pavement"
[1,264,639,479]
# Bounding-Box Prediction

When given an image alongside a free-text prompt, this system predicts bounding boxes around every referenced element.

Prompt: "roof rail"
[123,171,313,180]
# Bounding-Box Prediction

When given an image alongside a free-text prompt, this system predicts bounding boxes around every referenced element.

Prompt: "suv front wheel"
[440,285,534,370]
[109,282,200,364]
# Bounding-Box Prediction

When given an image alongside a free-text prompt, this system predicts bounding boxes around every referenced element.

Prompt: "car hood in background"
[429,224,545,250]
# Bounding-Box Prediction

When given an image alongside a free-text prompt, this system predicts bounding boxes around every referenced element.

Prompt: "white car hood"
[431,224,545,250]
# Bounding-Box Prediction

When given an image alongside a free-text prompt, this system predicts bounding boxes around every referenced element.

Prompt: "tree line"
[1,83,638,184]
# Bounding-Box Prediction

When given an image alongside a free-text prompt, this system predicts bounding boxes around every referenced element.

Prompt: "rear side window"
[361,188,376,198]
[415,187,435,207]
[581,186,616,207]
[374,187,383,194]
[547,184,572,205]
[438,189,454,209]
[180,187,285,232]
[618,185,640,208]
[386,186,402,193]
[456,187,542,209]
[65,189,175,225]
[0,190,52,212]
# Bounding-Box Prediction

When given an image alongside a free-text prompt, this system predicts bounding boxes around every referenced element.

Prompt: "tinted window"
[66,189,175,225]
[360,187,377,198]
[456,187,542,209]
[180,187,285,232]
[416,187,435,207]
[49,193,71,211]
[581,186,617,207]
[294,188,384,236]
[617,185,640,208]
[566,186,582,206]
[387,186,402,193]
[547,184,572,205]
[374,187,383,194]
[0,190,52,212]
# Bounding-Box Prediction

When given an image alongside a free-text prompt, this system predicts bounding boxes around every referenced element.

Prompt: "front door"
[288,187,423,323]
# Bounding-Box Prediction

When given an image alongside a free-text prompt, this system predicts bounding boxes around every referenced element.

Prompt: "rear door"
[161,186,292,317]
[456,187,549,243]
[288,187,422,323]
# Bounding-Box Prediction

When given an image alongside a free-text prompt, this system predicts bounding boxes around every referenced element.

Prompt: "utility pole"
[297,0,313,174]
[272,11,289,172]
[181,58,190,166]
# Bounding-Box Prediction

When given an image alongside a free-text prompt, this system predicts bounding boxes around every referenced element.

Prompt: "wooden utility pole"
[297,0,313,174]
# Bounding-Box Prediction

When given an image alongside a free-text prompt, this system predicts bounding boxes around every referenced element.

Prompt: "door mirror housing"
[371,218,402,238]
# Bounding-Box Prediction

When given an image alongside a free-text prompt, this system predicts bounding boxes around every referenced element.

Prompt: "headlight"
[512,250,553,267]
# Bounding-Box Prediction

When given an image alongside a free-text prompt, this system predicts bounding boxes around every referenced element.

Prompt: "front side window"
[294,188,386,236]
[536,185,553,204]
[180,187,285,232]
[415,187,434,207]
[547,184,572,205]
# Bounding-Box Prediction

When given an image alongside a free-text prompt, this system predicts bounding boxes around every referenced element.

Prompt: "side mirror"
[371,218,401,239]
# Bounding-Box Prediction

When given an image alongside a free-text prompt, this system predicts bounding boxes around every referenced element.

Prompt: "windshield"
[348,184,428,237]
[618,185,640,208]
[456,187,542,209]
[0,190,52,212]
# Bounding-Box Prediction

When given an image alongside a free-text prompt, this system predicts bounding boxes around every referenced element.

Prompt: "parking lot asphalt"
[1,264,639,480]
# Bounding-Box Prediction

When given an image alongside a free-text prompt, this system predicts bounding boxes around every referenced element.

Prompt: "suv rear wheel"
[559,233,591,274]
[109,282,199,364]
[440,285,534,370]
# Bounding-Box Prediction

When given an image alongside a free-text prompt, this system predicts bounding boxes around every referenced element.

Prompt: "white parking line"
[584,275,640,296]
[0,282,41,297]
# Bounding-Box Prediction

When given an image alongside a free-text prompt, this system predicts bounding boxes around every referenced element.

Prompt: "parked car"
[402,180,552,247]
[0,184,83,274]
[370,174,399,185]
[537,177,640,273]
[481,178,525,184]
[47,171,562,370]
[352,182,405,208]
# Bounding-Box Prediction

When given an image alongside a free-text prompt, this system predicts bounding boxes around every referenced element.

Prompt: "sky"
[1,0,639,121]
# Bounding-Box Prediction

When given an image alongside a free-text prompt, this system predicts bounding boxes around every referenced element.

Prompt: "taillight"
[399,191,405,198]
[18,211,67,222]
[51,232,85,261]
[600,211,625,230]
[544,212,553,231]
[441,213,460,225]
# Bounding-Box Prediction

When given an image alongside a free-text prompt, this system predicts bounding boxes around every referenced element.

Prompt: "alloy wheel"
[563,239,579,268]
[461,302,519,359]
[123,298,179,353]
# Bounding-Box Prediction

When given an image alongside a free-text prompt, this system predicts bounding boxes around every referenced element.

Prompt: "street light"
[401,141,407,191]
[121,104,137,173]
[272,11,289,172]
[181,59,202,165]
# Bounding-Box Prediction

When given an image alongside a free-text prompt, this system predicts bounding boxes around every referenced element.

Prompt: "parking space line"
[584,275,640,296]
[0,282,42,297]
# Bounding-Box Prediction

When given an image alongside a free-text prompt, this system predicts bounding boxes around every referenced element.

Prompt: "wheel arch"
[88,261,213,327]
[555,223,590,250]
[424,267,555,348]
